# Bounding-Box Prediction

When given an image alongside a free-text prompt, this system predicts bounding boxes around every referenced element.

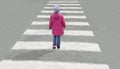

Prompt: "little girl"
[49,4,66,49]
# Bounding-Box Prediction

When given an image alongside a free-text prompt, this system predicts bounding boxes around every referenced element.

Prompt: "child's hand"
[49,28,51,30]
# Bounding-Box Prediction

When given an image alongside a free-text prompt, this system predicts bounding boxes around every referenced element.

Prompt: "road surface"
[0,0,120,69]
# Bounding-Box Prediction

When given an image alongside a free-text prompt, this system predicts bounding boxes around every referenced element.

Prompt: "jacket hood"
[54,4,59,13]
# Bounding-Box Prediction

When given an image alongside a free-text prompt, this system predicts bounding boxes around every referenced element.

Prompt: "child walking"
[49,4,66,49]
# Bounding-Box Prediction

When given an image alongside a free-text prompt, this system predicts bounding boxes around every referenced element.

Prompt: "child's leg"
[56,36,61,49]
[53,36,57,48]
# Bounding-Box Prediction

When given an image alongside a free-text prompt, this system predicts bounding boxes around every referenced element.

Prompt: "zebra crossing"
[37,15,86,19]
[0,0,110,69]
[31,21,89,26]
[44,7,82,9]
[23,29,94,36]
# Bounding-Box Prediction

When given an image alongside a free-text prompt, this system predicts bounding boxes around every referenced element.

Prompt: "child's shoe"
[57,46,60,49]
[53,44,56,49]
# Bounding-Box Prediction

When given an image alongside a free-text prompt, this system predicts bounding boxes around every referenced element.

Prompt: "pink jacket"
[49,13,66,36]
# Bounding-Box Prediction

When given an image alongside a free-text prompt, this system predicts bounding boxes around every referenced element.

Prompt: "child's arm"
[49,15,53,29]
[61,15,66,28]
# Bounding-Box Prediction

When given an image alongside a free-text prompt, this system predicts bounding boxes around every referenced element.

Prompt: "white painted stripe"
[0,60,110,69]
[47,4,80,6]
[49,1,79,3]
[37,15,86,19]
[31,21,90,26]
[12,41,101,52]
[23,29,94,36]
[44,7,82,9]
[41,10,84,13]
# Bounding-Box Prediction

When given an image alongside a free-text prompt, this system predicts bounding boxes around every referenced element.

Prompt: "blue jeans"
[53,36,61,47]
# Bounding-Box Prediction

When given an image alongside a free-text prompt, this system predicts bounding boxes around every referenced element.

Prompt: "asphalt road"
[0,0,120,69]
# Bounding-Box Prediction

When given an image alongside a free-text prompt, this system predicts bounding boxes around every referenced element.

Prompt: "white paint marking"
[49,1,79,3]
[0,60,110,69]
[41,10,84,13]
[37,15,86,19]
[44,7,82,9]
[31,21,90,26]
[12,41,101,52]
[23,29,94,36]
[47,4,80,6]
